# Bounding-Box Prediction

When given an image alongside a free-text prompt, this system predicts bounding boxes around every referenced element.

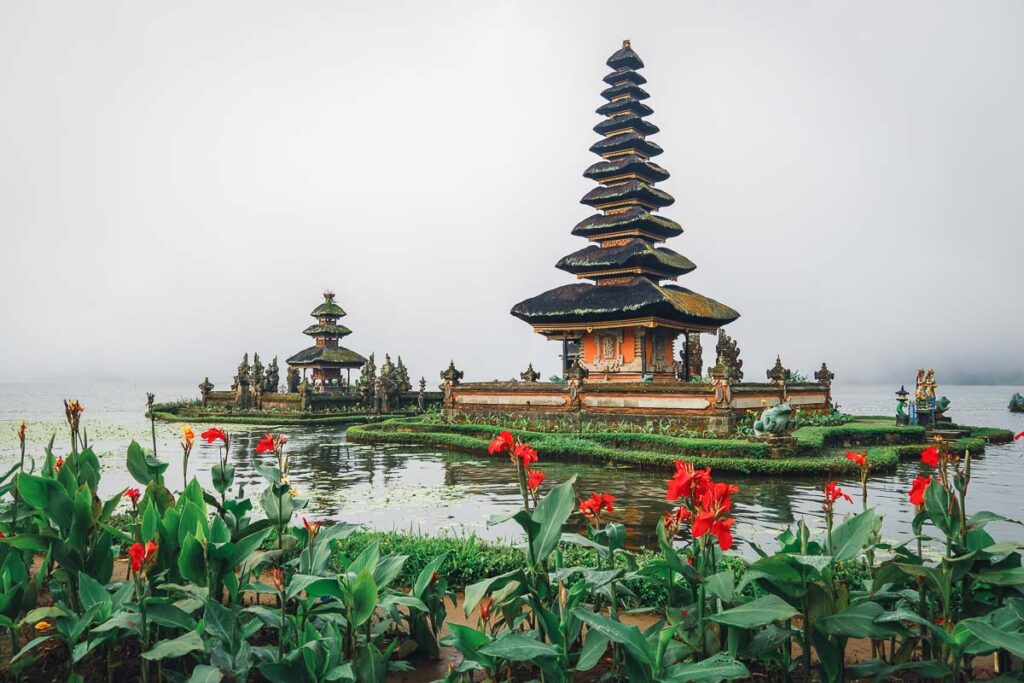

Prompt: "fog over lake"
[1,1,1022,386]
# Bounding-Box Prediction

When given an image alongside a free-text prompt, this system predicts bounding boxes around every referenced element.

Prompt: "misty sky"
[1,1,1022,389]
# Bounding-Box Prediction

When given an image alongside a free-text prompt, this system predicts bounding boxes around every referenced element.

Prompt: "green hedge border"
[347,419,902,476]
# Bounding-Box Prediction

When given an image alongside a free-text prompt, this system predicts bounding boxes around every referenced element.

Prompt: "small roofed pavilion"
[286,291,366,388]
[511,41,739,382]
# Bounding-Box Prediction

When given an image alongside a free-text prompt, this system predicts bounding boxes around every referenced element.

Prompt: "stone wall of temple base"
[202,389,443,413]
[444,382,831,435]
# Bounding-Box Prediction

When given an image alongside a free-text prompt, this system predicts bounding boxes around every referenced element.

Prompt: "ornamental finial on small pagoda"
[511,42,739,382]
[285,290,366,389]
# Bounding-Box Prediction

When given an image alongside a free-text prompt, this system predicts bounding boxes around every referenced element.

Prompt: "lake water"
[0,381,1021,553]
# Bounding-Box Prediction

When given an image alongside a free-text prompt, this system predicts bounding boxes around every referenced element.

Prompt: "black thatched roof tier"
[286,345,367,368]
[572,206,683,240]
[607,42,644,70]
[581,180,674,210]
[596,98,653,118]
[594,114,659,137]
[602,69,646,86]
[584,156,670,184]
[555,239,696,278]
[511,278,739,330]
[600,82,650,102]
[590,133,663,158]
[302,323,353,338]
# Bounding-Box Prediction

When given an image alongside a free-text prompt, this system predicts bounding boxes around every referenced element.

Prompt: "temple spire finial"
[622,39,630,49]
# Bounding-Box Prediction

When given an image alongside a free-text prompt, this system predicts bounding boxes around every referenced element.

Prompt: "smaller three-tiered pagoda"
[286,291,366,387]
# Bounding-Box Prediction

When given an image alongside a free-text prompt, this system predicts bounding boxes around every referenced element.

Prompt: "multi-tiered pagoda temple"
[286,291,366,387]
[512,41,739,382]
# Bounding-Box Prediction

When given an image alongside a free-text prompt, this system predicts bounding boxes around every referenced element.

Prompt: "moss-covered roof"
[581,180,673,209]
[590,133,663,159]
[303,323,353,338]
[286,345,367,367]
[572,206,682,240]
[584,156,669,184]
[311,300,346,318]
[511,278,739,329]
[556,239,696,277]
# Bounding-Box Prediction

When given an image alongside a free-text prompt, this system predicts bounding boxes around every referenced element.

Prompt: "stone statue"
[395,356,412,394]
[234,353,252,409]
[378,354,400,411]
[373,377,384,414]
[356,353,377,408]
[712,331,743,381]
[766,356,791,386]
[754,403,794,436]
[265,356,280,393]
[914,369,928,407]
[234,353,251,389]
[198,378,214,406]
[895,385,910,425]
[935,396,951,419]
[440,360,464,409]
[1010,392,1024,413]
[287,367,301,393]
[520,363,540,383]
[565,358,589,409]
[252,353,264,391]
[711,376,731,408]
[418,377,427,412]
[686,332,703,380]
[814,362,834,386]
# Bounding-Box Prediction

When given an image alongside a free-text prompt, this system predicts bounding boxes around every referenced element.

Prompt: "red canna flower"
[487,430,515,455]
[692,480,739,551]
[145,539,158,558]
[302,517,322,539]
[909,475,931,507]
[256,433,276,454]
[663,506,691,533]
[845,452,867,467]
[512,443,538,466]
[1015,431,1024,441]
[580,492,616,518]
[527,469,545,491]
[920,446,939,468]
[128,542,145,572]
[125,488,141,508]
[0,531,5,539]
[54,456,63,472]
[270,567,284,591]
[17,421,26,445]
[201,427,227,444]
[479,596,493,623]
[666,460,711,501]
[430,571,440,586]
[824,481,852,506]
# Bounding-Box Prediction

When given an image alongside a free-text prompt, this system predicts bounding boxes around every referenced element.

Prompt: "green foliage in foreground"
[2,409,1021,682]
[349,419,903,475]
[328,530,877,608]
